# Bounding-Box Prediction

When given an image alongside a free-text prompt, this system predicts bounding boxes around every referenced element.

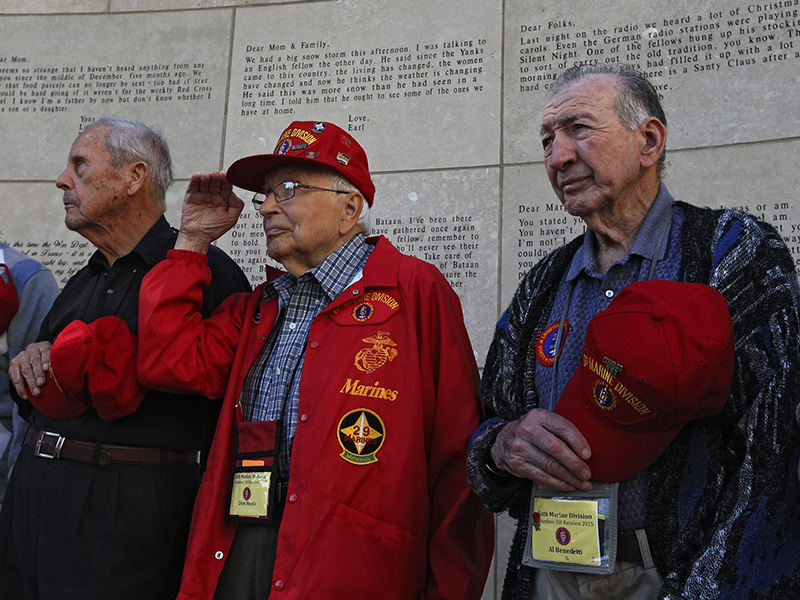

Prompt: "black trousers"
[0,446,201,600]
[213,503,285,600]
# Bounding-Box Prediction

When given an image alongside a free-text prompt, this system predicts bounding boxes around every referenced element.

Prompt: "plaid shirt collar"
[263,232,370,307]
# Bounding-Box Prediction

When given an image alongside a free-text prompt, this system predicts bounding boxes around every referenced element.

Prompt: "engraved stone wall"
[2,2,799,598]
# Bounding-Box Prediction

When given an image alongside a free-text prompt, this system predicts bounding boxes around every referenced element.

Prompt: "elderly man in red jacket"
[137,120,494,600]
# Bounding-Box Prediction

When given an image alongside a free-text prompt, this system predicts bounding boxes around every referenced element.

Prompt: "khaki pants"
[533,561,663,600]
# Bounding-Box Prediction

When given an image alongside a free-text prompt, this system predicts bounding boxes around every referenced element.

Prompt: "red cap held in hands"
[0,263,19,335]
[32,317,144,421]
[226,121,375,206]
[554,281,735,483]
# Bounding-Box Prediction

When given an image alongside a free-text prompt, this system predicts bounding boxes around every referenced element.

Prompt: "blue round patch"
[535,320,568,367]
[352,301,374,322]
[592,381,616,410]
[556,527,571,546]
[276,139,291,155]
[543,329,559,358]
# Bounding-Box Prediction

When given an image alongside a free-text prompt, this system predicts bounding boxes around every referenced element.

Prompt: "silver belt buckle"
[34,431,66,459]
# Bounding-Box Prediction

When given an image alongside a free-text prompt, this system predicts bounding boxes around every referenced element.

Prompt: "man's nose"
[547,132,576,171]
[55,169,72,191]
[258,190,281,216]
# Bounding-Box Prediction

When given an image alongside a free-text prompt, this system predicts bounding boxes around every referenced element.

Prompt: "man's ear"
[127,161,150,196]
[340,192,365,235]
[639,117,667,170]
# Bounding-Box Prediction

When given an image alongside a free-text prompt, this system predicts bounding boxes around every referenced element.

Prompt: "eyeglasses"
[251,181,350,210]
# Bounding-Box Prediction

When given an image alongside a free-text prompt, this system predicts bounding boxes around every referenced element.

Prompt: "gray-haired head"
[83,118,174,206]
[551,64,667,174]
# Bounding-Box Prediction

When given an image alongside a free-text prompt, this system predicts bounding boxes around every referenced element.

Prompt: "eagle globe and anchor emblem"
[354,331,398,374]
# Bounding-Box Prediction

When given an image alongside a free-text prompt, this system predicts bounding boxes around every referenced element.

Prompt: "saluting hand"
[176,171,245,254]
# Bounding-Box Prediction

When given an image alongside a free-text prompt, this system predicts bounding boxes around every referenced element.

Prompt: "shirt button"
[604,289,614,298]
[351,289,359,295]
[275,368,281,375]
[309,341,319,349]
[106,288,114,295]
[288,493,298,504]
[299,413,309,423]
[214,551,224,560]
[261,335,266,341]
[274,579,285,591]
[288,322,296,330]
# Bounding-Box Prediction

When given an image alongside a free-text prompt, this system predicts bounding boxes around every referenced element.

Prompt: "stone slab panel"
[480,539,497,600]
[500,139,800,309]
[371,168,499,362]
[494,512,517,598]
[112,0,303,10]
[504,0,800,163]
[500,163,569,308]
[0,0,106,13]
[0,10,231,180]
[665,139,800,262]
[215,167,500,363]
[223,0,501,172]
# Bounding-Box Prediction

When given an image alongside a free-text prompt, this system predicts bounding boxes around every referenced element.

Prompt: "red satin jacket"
[138,236,494,600]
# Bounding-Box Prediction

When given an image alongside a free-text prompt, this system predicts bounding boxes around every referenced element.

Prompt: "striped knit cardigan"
[467,201,800,599]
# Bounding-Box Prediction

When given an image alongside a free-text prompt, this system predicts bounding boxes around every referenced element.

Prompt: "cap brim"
[227,154,331,193]
[554,373,678,483]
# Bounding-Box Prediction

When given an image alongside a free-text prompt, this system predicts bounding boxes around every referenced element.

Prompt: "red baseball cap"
[0,264,19,335]
[32,317,144,421]
[554,281,735,482]
[32,320,92,420]
[226,121,375,206]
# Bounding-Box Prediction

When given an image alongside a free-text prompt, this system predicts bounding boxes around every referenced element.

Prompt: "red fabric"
[31,317,145,421]
[33,320,92,420]
[235,420,279,455]
[87,316,145,420]
[0,264,19,334]
[555,280,734,482]
[138,236,493,600]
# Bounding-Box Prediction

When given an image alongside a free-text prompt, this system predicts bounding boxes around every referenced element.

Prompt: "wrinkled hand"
[176,171,245,253]
[9,341,53,399]
[490,408,593,492]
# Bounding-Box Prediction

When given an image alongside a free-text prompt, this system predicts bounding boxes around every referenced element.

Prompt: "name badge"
[227,421,280,525]
[524,482,619,575]
[530,497,601,566]
[229,468,272,519]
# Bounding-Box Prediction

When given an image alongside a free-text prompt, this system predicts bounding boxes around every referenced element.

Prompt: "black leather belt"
[24,428,201,467]
[618,531,643,563]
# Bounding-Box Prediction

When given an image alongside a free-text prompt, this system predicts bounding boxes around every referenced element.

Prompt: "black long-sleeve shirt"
[25,216,251,452]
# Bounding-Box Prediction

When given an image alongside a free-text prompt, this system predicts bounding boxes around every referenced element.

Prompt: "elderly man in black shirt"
[0,118,250,600]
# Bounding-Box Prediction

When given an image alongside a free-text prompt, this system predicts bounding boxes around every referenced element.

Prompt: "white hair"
[328,171,371,235]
